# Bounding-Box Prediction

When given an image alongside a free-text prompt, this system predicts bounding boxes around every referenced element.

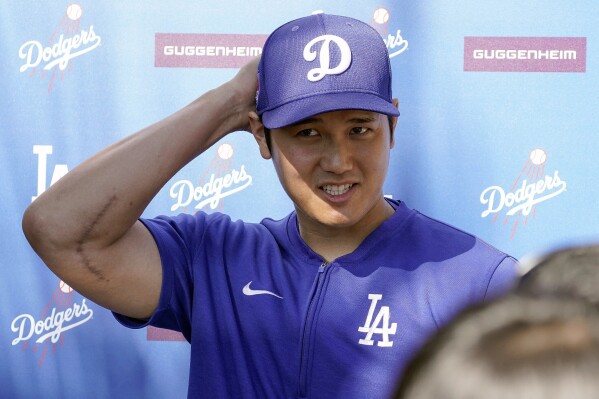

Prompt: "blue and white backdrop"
[1,1,597,397]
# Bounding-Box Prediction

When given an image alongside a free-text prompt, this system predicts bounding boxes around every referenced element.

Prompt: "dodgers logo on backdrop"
[480,148,567,239]
[17,3,102,92]
[368,7,409,59]
[11,281,94,367]
[169,143,253,213]
[31,145,69,202]
[303,35,352,82]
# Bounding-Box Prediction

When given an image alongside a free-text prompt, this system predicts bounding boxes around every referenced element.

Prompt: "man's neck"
[297,199,395,263]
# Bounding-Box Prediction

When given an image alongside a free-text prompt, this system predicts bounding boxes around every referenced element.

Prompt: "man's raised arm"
[22,58,260,320]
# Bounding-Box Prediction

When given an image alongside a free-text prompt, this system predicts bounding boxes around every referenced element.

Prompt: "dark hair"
[262,115,395,153]
[393,294,599,399]
[517,244,599,308]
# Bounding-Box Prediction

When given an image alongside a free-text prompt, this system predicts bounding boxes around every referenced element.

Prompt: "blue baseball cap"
[256,13,400,129]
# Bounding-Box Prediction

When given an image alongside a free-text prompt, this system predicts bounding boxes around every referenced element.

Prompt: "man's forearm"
[23,80,248,259]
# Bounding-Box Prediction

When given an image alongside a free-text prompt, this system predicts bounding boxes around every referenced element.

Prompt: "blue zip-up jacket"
[115,199,517,398]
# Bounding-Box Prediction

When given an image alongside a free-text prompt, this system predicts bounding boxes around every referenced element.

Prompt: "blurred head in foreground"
[393,294,599,399]
[517,243,599,308]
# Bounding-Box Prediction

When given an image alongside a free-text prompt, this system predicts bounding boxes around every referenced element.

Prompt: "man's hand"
[219,56,260,134]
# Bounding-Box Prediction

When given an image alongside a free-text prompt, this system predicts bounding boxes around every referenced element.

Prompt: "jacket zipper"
[298,262,329,398]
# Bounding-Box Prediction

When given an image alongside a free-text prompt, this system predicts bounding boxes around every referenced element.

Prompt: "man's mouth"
[322,184,353,196]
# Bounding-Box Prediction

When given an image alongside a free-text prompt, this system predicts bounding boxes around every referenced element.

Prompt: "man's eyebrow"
[290,117,321,126]
[289,114,378,127]
[347,116,377,124]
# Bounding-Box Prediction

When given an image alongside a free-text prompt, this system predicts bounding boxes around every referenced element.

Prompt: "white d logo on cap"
[303,35,352,82]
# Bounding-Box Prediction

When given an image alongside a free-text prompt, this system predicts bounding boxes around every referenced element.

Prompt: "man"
[22,13,517,398]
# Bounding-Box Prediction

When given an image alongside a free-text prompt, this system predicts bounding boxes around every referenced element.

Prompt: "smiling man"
[23,13,517,399]
[251,109,396,261]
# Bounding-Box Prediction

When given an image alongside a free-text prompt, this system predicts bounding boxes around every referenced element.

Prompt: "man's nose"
[320,137,353,174]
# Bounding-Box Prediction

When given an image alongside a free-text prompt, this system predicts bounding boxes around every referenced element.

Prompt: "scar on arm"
[75,195,118,281]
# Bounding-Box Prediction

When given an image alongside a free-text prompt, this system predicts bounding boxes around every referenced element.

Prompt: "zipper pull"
[319,262,329,273]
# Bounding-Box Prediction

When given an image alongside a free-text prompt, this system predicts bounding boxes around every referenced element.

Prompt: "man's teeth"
[322,184,353,196]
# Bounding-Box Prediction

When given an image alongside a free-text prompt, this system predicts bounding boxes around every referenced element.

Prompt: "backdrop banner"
[2,1,597,397]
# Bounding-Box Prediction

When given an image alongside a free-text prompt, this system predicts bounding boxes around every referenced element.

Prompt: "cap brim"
[261,92,399,129]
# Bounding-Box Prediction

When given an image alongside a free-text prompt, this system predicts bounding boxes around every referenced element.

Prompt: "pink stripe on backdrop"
[155,33,268,68]
[464,37,586,72]
[147,326,186,341]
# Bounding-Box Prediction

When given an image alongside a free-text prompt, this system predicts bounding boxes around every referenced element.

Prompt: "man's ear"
[248,111,272,159]
[390,98,399,149]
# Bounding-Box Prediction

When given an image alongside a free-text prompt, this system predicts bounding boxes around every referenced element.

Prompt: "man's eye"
[297,128,319,137]
[350,127,369,135]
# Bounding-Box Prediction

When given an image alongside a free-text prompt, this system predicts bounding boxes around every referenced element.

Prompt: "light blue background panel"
[1,1,597,397]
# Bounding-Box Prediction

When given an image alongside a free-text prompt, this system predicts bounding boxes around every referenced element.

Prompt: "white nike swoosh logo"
[242,281,283,299]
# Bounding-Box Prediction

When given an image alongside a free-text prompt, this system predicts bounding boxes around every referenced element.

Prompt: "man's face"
[263,109,396,234]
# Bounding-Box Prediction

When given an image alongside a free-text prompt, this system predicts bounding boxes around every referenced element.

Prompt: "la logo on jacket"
[358,294,397,347]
